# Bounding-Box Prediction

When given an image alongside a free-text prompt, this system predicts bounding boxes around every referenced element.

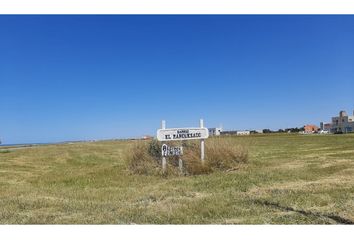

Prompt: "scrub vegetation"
[0,134,354,224]
[125,138,248,176]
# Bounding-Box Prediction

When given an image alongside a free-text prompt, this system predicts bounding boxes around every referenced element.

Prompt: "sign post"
[157,119,209,173]
[179,158,183,174]
[200,119,205,164]
[161,120,167,173]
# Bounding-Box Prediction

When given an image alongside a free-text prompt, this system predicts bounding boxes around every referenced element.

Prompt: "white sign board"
[161,144,183,157]
[157,127,209,141]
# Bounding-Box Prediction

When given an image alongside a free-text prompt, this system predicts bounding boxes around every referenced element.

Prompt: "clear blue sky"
[1,15,354,144]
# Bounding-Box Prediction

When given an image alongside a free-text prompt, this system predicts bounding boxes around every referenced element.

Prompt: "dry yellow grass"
[1,134,354,224]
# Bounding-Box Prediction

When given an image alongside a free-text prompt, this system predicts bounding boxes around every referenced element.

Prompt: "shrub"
[125,138,248,176]
[147,139,161,159]
[124,141,161,175]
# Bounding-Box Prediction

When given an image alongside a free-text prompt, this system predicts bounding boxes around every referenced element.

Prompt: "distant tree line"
[249,127,305,134]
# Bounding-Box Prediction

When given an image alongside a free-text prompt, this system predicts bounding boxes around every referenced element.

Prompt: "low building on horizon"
[220,130,237,136]
[142,135,153,140]
[220,130,250,136]
[236,130,250,135]
[304,124,319,134]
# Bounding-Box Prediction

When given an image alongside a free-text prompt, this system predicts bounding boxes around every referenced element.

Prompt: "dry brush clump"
[125,138,248,176]
[206,138,248,170]
[124,140,161,175]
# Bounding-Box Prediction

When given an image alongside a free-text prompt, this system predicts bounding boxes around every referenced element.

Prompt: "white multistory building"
[321,110,354,133]
[208,127,223,136]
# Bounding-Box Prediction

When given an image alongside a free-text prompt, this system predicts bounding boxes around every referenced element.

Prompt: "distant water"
[0,140,104,147]
[0,139,128,147]
[0,141,71,147]
[0,143,49,147]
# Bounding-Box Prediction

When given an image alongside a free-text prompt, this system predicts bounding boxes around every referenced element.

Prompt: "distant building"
[304,124,319,134]
[220,130,237,136]
[208,127,223,136]
[330,110,354,133]
[142,135,153,140]
[220,130,251,136]
[236,130,250,135]
[320,122,332,132]
[320,110,354,134]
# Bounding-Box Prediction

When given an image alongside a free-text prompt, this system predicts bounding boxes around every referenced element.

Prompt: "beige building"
[321,110,354,133]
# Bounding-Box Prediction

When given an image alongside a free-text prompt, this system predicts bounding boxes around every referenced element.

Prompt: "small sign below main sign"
[161,144,183,157]
[157,128,209,141]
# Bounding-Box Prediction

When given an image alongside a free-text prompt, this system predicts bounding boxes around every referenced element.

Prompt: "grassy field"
[1,134,354,224]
